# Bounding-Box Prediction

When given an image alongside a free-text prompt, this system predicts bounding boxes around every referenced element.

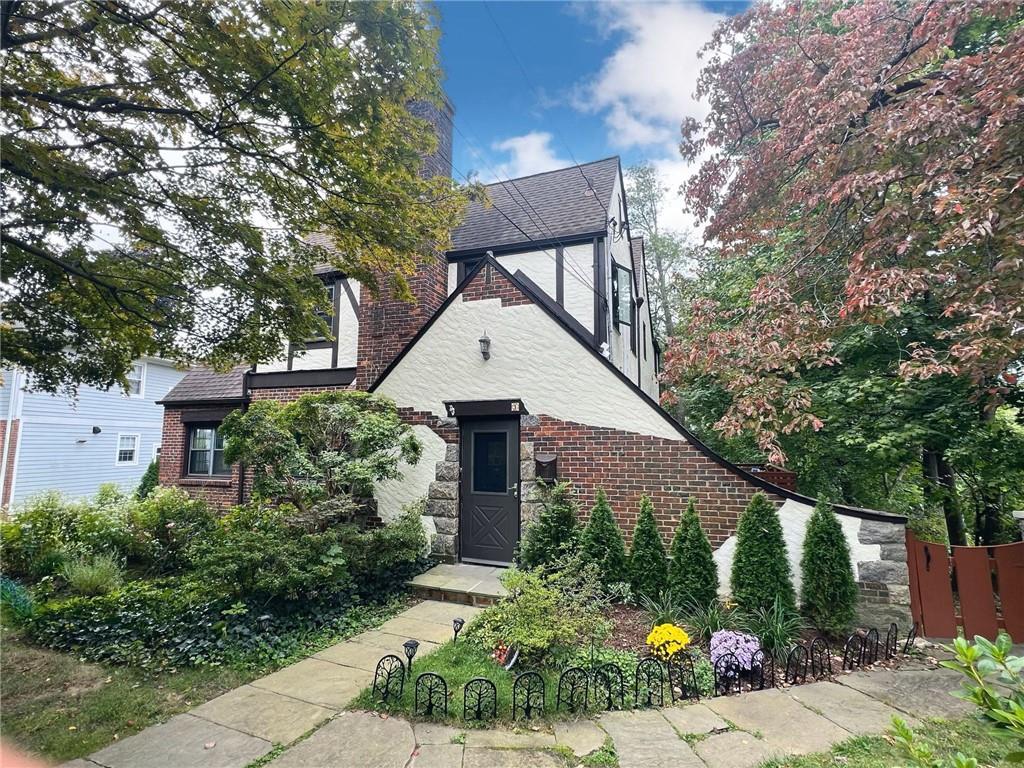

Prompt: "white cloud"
[489,131,569,180]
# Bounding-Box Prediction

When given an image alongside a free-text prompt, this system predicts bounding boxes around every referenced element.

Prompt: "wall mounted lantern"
[479,333,491,361]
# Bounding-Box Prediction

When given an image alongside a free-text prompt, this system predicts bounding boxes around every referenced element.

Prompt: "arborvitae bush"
[800,500,858,634]
[730,492,796,613]
[629,495,669,600]
[517,481,579,569]
[136,459,160,500]
[668,498,719,607]
[579,489,628,587]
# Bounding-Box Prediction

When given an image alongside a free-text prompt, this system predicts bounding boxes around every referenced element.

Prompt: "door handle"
[509,485,518,499]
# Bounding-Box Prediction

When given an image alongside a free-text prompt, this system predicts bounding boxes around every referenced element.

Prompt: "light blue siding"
[1,361,187,504]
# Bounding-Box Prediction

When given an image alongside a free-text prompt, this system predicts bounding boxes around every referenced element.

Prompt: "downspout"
[0,369,22,510]
[237,368,253,506]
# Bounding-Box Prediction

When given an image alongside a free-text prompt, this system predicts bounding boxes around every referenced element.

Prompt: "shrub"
[132,487,216,570]
[0,576,35,624]
[639,590,686,627]
[136,459,160,500]
[517,481,579,569]
[629,496,669,600]
[710,629,761,672]
[682,597,740,644]
[668,498,719,607]
[730,492,796,613]
[800,500,858,634]
[688,648,716,697]
[59,553,124,596]
[70,486,136,558]
[579,489,628,588]
[740,595,806,661]
[339,503,429,596]
[0,492,78,577]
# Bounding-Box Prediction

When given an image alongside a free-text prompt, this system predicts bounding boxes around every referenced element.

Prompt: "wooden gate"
[906,529,1024,640]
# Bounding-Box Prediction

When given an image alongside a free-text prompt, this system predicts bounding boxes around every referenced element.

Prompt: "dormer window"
[612,262,632,327]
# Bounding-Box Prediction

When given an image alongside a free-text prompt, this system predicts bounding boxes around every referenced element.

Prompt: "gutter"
[0,369,23,509]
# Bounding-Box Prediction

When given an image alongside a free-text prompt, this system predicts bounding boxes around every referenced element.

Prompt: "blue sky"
[437,1,747,234]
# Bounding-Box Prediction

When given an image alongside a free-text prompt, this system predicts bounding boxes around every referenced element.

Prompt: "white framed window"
[187,424,230,477]
[126,363,146,397]
[152,443,161,461]
[611,262,633,327]
[115,433,140,466]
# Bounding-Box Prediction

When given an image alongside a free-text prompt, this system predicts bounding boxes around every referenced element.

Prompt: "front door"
[460,418,520,565]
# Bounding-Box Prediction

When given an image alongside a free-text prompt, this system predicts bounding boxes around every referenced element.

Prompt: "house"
[0,358,187,507]
[157,99,910,625]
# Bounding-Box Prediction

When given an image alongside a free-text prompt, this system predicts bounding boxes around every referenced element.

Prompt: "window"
[611,262,632,327]
[307,282,336,341]
[472,431,507,494]
[126,363,145,397]
[188,425,230,476]
[152,443,161,461]
[115,434,139,466]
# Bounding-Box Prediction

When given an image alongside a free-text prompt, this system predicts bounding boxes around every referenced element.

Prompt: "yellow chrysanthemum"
[645,623,691,661]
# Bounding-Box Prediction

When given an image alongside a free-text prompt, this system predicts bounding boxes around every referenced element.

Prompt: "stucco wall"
[374,423,448,530]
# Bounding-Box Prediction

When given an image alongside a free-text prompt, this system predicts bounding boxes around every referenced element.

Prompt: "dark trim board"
[158,397,246,407]
[444,399,528,418]
[447,231,605,261]
[248,368,356,389]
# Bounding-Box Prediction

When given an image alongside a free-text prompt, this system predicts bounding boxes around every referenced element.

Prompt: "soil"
[603,603,651,653]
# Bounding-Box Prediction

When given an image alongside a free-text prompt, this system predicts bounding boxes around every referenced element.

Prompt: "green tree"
[800,500,858,634]
[579,489,628,587]
[629,496,669,600]
[220,391,421,523]
[518,481,579,569]
[668,498,719,607]
[1,1,467,393]
[136,459,159,501]
[730,493,795,613]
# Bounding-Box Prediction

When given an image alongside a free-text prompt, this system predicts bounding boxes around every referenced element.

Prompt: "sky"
[437,1,748,237]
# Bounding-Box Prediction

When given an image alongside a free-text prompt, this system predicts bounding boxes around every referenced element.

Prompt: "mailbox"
[535,453,558,482]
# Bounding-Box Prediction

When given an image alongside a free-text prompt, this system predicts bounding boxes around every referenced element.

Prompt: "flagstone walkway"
[62,601,971,768]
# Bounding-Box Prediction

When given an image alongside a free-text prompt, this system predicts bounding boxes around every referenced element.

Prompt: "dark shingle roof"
[160,365,248,404]
[450,157,619,254]
[629,237,645,278]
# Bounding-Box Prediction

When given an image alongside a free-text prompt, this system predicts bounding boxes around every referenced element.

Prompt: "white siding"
[562,243,596,335]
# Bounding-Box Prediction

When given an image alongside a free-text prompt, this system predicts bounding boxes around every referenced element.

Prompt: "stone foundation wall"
[856,518,913,627]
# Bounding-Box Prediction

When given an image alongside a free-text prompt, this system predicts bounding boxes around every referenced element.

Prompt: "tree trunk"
[978,490,1003,545]
[922,447,967,546]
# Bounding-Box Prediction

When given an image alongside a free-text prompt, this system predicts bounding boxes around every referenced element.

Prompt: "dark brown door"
[460,418,519,565]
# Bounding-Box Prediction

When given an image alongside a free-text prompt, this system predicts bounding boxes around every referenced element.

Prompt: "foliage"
[335,503,429,599]
[131,487,217,571]
[1,492,79,577]
[628,496,669,600]
[941,633,1024,760]
[668,498,719,607]
[646,623,691,661]
[1,1,468,393]
[221,391,421,519]
[890,718,980,768]
[1,577,36,624]
[639,590,686,628]
[800,501,858,634]
[60,554,124,597]
[517,481,579,570]
[136,461,160,501]
[710,630,761,672]
[740,596,806,662]
[682,597,740,644]
[688,647,716,698]
[579,489,629,588]
[730,493,796,613]
[466,562,611,665]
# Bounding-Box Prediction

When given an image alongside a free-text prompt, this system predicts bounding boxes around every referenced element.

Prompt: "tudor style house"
[158,99,910,626]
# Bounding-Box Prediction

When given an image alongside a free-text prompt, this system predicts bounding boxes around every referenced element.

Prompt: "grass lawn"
[1,627,251,763]
[760,716,1016,767]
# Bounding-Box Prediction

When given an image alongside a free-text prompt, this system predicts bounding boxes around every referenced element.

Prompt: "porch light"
[479,333,491,361]
[403,639,420,671]
[452,617,465,642]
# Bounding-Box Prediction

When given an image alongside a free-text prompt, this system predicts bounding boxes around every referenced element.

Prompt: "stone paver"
[266,712,414,768]
[377,616,461,645]
[349,628,439,654]
[89,714,271,768]
[400,599,485,626]
[598,710,704,768]
[57,761,99,768]
[464,729,556,749]
[554,720,607,757]
[313,640,396,671]
[190,684,334,745]
[414,722,466,746]
[695,730,776,768]
[412,743,465,768]
[463,748,563,768]
[661,702,730,735]
[410,564,507,598]
[838,669,973,720]
[249,657,371,709]
[705,688,852,755]
[787,680,913,734]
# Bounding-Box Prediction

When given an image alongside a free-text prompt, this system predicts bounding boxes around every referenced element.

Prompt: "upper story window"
[188,424,230,477]
[308,282,336,341]
[612,262,632,327]
[115,433,139,466]
[126,363,145,397]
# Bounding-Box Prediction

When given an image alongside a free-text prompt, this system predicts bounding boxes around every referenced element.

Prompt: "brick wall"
[159,407,242,510]
[0,419,20,508]
[461,264,533,307]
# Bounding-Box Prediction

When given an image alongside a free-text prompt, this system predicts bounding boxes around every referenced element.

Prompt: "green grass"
[759,717,1016,768]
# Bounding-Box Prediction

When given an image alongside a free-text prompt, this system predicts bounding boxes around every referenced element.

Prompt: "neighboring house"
[0,359,187,507]
[158,99,910,625]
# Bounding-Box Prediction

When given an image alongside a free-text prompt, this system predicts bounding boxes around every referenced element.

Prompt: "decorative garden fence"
[906,529,1024,640]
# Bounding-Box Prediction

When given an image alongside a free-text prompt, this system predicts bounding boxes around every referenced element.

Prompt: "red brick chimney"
[355,97,454,387]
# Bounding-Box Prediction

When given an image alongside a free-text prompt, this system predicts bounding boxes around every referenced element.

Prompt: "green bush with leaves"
[0,576,35,624]
[136,459,160,500]
[730,492,796,613]
[800,500,858,634]
[740,595,806,661]
[60,553,124,596]
[682,597,740,644]
[337,503,429,597]
[629,495,669,600]
[668,498,719,607]
[639,590,686,627]
[517,481,579,569]
[579,489,628,588]
[1,491,79,577]
[132,487,216,570]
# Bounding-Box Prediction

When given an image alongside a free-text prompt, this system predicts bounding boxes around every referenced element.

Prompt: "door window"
[472,431,507,494]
